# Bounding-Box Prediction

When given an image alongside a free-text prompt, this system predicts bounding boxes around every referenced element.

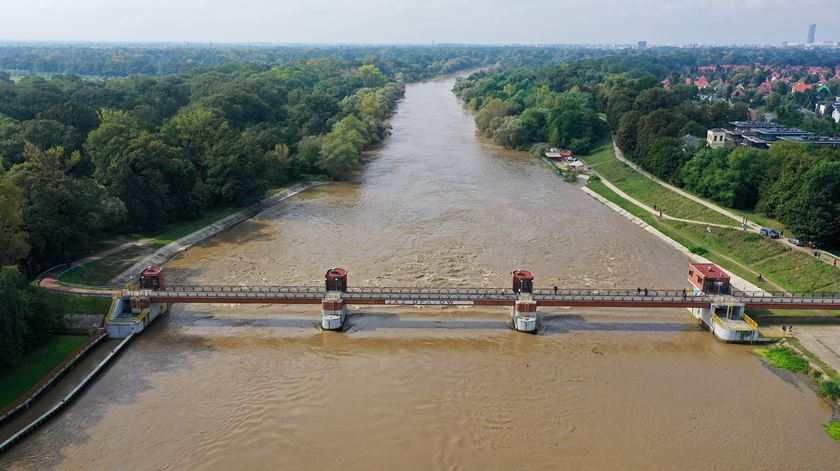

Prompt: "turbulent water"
[2,75,838,470]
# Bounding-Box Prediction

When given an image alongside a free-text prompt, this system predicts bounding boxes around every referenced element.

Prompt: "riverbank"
[39,181,326,292]
[579,139,840,295]
[0,336,88,410]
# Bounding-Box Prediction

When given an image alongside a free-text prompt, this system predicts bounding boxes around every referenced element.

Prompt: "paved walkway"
[597,176,738,229]
[37,238,147,296]
[795,326,840,375]
[611,142,840,268]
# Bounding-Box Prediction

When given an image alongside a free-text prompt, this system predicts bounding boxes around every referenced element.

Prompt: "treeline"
[453,70,607,153]
[0,61,404,274]
[456,49,840,246]
[0,44,615,80]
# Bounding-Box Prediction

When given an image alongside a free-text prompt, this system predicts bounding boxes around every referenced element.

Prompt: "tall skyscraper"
[637,40,647,49]
[807,23,816,44]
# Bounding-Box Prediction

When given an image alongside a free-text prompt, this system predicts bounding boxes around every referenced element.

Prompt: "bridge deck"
[119,287,840,310]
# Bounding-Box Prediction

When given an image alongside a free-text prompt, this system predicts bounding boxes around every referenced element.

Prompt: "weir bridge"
[105,265,839,343]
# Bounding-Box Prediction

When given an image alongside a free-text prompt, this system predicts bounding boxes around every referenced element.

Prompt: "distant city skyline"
[0,0,837,45]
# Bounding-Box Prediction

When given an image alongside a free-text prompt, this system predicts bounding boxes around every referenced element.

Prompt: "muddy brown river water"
[2,75,839,470]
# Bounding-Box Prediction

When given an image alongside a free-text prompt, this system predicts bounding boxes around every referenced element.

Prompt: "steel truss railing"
[120,286,840,305]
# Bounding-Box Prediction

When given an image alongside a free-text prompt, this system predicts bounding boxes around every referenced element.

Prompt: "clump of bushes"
[819,380,840,401]
[688,245,708,256]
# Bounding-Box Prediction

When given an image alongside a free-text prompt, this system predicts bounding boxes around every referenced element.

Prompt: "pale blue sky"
[1,0,838,45]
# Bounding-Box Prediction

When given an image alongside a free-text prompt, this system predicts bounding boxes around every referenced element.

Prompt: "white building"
[706,128,728,149]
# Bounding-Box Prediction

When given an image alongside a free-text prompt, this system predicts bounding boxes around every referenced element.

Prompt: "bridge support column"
[321,293,347,331]
[512,294,538,333]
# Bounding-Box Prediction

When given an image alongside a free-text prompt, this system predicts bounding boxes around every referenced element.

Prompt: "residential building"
[792,81,813,93]
[808,23,816,44]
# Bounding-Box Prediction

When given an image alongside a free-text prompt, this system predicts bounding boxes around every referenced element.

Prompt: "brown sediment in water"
[2,75,839,470]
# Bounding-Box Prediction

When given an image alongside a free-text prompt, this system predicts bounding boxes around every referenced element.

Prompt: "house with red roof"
[694,76,710,88]
[661,78,671,90]
[756,81,772,95]
[793,81,813,93]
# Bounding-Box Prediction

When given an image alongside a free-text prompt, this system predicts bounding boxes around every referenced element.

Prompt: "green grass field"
[0,335,88,409]
[671,222,840,292]
[40,292,112,316]
[59,245,156,288]
[587,179,840,319]
[580,139,736,226]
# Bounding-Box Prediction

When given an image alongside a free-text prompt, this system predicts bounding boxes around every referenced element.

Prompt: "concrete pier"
[512,294,538,333]
[321,292,347,331]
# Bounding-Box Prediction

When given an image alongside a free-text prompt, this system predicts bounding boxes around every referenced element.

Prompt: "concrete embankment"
[581,186,764,293]
[111,181,326,286]
[0,334,135,454]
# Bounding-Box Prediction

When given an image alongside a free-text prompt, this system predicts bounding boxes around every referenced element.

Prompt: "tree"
[615,110,642,156]
[206,132,267,205]
[779,160,840,244]
[0,174,29,264]
[0,266,28,368]
[639,137,689,184]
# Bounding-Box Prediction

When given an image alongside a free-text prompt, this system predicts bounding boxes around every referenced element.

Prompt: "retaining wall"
[0,333,135,454]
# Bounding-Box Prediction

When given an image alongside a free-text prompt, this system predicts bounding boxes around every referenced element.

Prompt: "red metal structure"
[688,263,730,295]
[325,268,348,292]
[512,270,533,294]
[139,267,164,291]
[125,266,840,310]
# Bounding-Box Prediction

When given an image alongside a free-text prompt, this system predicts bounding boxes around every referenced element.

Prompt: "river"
[2,75,838,470]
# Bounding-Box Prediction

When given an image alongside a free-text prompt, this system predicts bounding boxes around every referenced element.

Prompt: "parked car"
[760,227,781,239]
[787,237,803,246]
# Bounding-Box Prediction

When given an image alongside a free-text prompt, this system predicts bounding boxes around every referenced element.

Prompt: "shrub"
[688,245,708,256]
[820,380,840,401]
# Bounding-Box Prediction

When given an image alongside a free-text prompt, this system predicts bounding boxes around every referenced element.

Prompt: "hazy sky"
[1,0,838,45]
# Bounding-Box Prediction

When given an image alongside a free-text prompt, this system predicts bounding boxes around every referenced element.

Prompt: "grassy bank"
[41,292,112,316]
[0,335,88,409]
[826,421,840,445]
[754,345,810,373]
[586,177,840,294]
[580,139,735,226]
[130,205,242,246]
[671,222,840,292]
[58,245,157,288]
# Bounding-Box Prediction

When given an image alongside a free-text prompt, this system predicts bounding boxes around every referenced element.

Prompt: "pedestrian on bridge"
[682,289,687,301]
[637,287,641,296]
[553,286,559,295]
[643,288,648,296]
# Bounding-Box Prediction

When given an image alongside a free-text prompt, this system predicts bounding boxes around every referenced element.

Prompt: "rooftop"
[776,135,840,145]
[728,121,781,129]
[690,263,730,280]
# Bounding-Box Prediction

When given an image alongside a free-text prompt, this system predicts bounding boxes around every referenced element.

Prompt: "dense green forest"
[454,49,840,246]
[0,59,409,274]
